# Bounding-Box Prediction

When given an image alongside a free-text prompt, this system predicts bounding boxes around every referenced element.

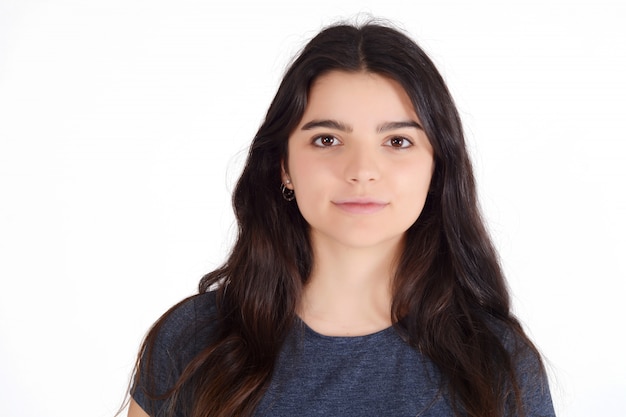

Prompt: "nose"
[344,145,380,183]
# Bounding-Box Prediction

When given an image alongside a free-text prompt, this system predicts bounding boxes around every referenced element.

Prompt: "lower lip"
[334,202,388,214]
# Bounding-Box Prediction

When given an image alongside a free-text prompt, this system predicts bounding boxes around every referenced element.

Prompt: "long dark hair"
[132,22,544,417]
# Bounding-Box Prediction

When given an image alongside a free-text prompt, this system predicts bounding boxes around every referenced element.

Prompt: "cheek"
[289,154,333,188]
[400,162,434,205]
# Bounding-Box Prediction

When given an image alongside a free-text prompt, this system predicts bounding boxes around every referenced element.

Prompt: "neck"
[298,234,403,336]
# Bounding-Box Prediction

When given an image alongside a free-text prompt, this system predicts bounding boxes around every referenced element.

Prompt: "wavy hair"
[132,22,544,417]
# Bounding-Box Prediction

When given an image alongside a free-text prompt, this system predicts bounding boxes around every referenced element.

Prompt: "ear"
[281,159,293,189]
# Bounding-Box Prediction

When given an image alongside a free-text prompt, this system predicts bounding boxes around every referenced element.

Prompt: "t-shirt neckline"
[295,315,395,342]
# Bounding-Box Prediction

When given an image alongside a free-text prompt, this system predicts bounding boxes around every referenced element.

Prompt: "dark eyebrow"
[301,119,353,133]
[377,121,423,133]
[300,119,422,133]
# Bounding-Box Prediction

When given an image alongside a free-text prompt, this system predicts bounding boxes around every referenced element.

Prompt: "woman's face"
[284,70,434,251]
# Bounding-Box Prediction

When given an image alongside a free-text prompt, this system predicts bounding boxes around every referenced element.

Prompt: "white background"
[1,1,624,416]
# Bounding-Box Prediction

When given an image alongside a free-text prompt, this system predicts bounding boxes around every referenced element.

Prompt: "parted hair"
[131,21,544,417]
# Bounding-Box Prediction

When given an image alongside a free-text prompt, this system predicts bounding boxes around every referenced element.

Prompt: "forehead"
[303,70,419,124]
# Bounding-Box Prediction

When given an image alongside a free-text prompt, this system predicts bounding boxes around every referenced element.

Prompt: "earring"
[281,180,295,201]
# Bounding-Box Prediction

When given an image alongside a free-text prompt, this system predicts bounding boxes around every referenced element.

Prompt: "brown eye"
[386,137,412,148]
[313,135,340,147]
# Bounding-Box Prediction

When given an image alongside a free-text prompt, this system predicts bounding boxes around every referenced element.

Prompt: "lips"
[332,198,389,214]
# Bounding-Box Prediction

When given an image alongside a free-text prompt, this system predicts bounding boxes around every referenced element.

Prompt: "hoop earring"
[281,182,295,201]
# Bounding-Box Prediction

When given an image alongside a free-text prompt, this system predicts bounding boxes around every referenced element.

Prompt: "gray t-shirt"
[132,291,555,417]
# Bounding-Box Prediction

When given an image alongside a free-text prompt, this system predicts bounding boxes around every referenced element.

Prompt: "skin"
[127,398,149,417]
[283,70,434,336]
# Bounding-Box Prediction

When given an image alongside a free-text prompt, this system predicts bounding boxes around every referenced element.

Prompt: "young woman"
[126,22,555,417]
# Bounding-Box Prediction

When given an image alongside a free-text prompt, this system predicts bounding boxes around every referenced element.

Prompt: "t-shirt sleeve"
[131,292,218,417]
[504,330,556,417]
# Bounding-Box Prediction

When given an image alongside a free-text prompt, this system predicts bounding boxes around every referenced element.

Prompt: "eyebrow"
[301,119,352,132]
[300,119,422,133]
[376,121,423,133]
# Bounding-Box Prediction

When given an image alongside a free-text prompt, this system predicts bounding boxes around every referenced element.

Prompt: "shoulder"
[150,291,219,358]
[489,318,556,417]
[158,291,219,338]
[131,291,220,416]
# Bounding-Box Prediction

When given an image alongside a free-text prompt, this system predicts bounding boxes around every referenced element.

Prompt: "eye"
[312,135,341,147]
[385,136,413,149]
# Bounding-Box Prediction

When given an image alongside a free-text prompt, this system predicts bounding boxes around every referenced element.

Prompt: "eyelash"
[384,136,413,149]
[311,135,414,149]
[312,135,341,147]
